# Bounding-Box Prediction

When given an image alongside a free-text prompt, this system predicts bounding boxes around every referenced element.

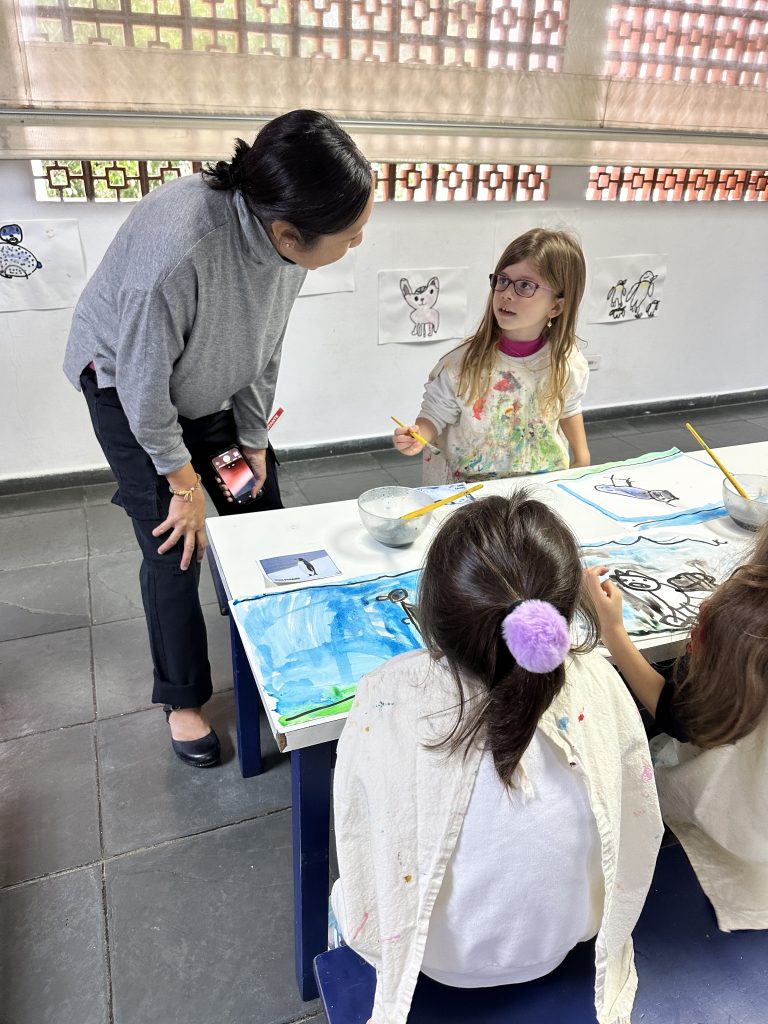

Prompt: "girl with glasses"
[393,228,590,483]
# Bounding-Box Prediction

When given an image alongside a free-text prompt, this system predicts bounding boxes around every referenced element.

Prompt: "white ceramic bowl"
[358,486,432,547]
[722,474,768,532]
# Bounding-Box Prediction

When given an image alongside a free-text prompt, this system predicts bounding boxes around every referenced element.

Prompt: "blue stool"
[314,844,768,1024]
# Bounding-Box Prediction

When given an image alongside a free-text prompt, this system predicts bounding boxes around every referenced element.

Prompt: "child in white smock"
[332,492,662,1024]
[394,229,590,483]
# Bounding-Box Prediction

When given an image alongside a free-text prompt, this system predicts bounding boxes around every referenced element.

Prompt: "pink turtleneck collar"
[498,334,547,358]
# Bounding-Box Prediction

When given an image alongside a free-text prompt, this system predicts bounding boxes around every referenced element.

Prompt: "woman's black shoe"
[163,705,221,768]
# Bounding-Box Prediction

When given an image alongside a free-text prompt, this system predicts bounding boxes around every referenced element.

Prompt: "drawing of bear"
[400,276,440,338]
[0,224,43,279]
[612,568,698,629]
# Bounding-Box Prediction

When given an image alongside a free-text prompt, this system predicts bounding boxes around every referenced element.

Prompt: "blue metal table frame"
[230,615,334,1001]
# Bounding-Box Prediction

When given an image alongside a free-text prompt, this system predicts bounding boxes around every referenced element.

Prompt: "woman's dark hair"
[203,109,371,244]
[418,490,599,787]
[671,523,768,748]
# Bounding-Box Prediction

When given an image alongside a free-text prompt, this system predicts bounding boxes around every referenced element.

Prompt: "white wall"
[1,160,766,483]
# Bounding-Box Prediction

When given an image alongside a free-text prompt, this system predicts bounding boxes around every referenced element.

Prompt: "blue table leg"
[292,740,337,1001]
[229,615,263,778]
[206,546,229,615]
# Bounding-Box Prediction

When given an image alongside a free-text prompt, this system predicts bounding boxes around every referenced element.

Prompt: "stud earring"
[546,317,553,329]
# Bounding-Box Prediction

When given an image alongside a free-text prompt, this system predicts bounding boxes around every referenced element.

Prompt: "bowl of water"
[722,474,768,532]
[358,486,432,547]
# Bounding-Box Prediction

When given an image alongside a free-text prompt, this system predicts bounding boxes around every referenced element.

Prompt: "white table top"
[207,442,767,751]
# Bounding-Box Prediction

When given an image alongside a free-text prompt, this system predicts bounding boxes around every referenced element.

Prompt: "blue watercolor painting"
[580,529,744,637]
[554,449,727,528]
[232,570,423,730]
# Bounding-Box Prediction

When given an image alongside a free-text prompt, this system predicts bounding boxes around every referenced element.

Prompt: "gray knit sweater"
[64,174,307,474]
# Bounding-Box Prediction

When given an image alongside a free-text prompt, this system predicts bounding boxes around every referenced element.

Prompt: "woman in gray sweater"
[64,110,373,767]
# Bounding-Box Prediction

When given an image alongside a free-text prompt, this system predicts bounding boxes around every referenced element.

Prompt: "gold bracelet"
[168,473,202,503]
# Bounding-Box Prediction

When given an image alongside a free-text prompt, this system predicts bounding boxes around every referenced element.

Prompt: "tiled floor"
[1,400,768,1024]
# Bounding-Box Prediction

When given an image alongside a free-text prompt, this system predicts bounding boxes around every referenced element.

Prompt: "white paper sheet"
[378,266,467,346]
[587,253,667,324]
[0,219,85,311]
[298,248,356,297]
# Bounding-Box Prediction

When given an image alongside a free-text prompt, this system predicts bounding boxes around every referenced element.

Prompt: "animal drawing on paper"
[0,224,43,280]
[626,270,658,318]
[580,532,734,638]
[401,276,440,338]
[606,279,627,319]
[375,587,422,635]
[612,568,707,629]
[595,475,678,506]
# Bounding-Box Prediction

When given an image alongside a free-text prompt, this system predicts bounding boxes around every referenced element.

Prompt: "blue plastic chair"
[314,843,768,1024]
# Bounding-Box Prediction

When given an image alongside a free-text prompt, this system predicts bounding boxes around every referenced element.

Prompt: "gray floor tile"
[0,508,87,570]
[700,418,768,446]
[746,412,768,430]
[89,549,218,625]
[585,418,631,439]
[0,627,93,741]
[384,461,426,488]
[0,486,84,518]
[84,480,118,504]
[369,446,408,467]
[279,475,310,508]
[0,866,108,1024]
[0,559,90,642]
[86,500,140,555]
[299,468,397,504]
[284,452,384,480]
[603,411,685,436]
[621,428,699,456]
[93,604,233,719]
[107,812,318,1024]
[88,549,146,624]
[0,724,100,885]
[588,435,661,465]
[98,690,288,856]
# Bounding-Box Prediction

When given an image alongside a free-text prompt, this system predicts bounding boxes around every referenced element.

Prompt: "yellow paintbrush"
[391,416,441,456]
[400,483,484,520]
[684,422,749,499]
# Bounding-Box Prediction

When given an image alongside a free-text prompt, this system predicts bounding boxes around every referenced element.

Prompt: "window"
[606,1,768,87]
[587,165,768,201]
[22,0,570,71]
[31,159,204,201]
[31,158,550,203]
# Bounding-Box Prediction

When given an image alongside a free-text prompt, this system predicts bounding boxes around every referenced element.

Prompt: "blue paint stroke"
[232,570,423,724]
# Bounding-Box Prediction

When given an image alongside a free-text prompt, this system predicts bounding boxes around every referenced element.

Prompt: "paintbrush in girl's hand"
[391,416,441,456]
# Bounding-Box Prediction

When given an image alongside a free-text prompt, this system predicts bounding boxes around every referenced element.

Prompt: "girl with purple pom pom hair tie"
[332,490,663,1024]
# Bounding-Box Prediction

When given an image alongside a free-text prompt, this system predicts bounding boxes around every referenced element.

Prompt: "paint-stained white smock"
[653,713,768,931]
[419,731,604,987]
[331,648,662,1024]
[418,341,589,484]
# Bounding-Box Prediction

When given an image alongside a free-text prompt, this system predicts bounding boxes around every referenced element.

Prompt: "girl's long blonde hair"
[457,228,586,415]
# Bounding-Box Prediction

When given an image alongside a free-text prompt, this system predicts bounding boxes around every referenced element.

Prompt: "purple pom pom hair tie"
[501,599,571,674]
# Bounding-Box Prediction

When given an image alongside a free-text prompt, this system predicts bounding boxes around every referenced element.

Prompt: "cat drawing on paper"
[401,276,440,338]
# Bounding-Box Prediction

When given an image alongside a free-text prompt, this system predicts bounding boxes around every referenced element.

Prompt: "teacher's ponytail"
[205,138,251,191]
[203,109,371,243]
